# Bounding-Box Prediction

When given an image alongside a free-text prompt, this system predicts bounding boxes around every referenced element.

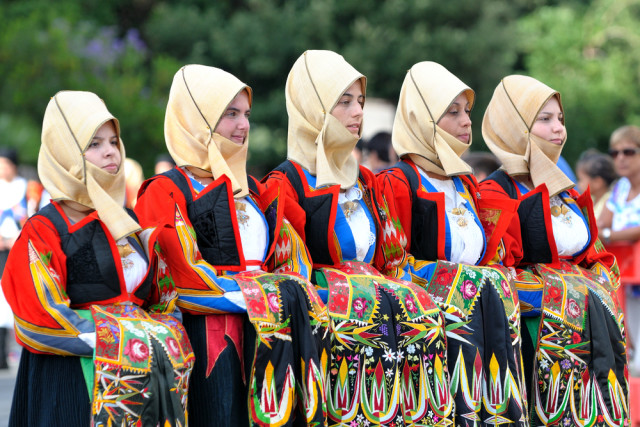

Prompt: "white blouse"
[419,170,484,265]
[117,237,148,293]
[549,195,589,256]
[338,186,375,262]
[234,197,268,270]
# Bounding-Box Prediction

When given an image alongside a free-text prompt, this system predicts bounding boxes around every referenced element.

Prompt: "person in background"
[461,150,501,182]
[575,148,616,219]
[364,131,398,173]
[0,147,29,370]
[123,157,144,209]
[479,75,628,425]
[597,125,640,377]
[154,153,176,175]
[135,65,329,427]
[378,61,525,424]
[2,91,193,426]
[598,125,640,243]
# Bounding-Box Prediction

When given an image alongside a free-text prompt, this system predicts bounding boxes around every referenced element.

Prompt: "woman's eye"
[89,141,99,148]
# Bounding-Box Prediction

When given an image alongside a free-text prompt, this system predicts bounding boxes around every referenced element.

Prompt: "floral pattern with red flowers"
[566,298,581,318]
[267,293,280,313]
[460,280,477,300]
[352,297,369,318]
[124,338,149,363]
[319,264,451,426]
[501,279,511,298]
[90,305,194,426]
[232,270,330,427]
[165,337,181,358]
[536,262,591,331]
[516,260,629,426]
[404,293,418,314]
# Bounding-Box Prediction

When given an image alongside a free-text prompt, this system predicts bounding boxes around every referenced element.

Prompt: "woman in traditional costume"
[377,61,526,425]
[2,91,194,426]
[266,50,451,426]
[134,65,329,427]
[479,75,628,425]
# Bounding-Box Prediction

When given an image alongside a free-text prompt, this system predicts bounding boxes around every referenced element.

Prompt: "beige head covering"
[39,91,140,240]
[482,75,573,196]
[286,50,366,189]
[392,61,475,176]
[165,65,252,197]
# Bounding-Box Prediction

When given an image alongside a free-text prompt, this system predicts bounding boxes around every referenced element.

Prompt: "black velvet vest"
[395,161,441,261]
[485,170,553,264]
[38,204,152,305]
[162,169,266,269]
[274,161,335,265]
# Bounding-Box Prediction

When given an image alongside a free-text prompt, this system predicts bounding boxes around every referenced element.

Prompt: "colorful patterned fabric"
[267,163,455,425]
[1,203,192,425]
[135,169,326,426]
[378,161,527,425]
[479,172,629,426]
[515,261,627,426]
[427,261,526,425]
[91,304,194,426]
[315,262,452,426]
[236,271,330,427]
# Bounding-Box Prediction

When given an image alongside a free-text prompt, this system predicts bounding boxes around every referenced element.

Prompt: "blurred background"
[1,0,640,178]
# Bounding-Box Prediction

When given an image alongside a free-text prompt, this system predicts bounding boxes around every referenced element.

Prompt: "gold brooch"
[451,207,468,227]
[341,201,359,219]
[550,205,570,217]
[235,201,250,227]
[117,242,134,258]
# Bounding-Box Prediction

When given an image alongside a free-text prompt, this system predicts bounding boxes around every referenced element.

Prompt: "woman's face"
[576,166,609,194]
[331,80,364,137]
[84,121,121,174]
[437,92,472,143]
[530,96,566,145]
[215,90,251,145]
[610,138,640,178]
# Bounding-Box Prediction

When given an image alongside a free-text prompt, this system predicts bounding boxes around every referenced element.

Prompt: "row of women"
[2,50,628,426]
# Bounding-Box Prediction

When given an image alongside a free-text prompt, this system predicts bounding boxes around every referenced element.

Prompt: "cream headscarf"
[165,65,252,197]
[286,50,366,189]
[482,75,573,197]
[39,91,140,240]
[392,61,475,176]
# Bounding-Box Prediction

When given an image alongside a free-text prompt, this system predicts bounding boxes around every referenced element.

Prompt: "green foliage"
[142,0,524,169]
[3,0,637,178]
[518,0,640,166]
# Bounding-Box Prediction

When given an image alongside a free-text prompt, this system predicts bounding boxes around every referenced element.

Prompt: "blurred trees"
[519,0,640,163]
[1,0,638,176]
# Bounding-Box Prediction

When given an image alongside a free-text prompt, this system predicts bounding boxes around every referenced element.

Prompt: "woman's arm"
[135,176,246,315]
[1,218,95,356]
[596,203,640,243]
[477,178,524,267]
